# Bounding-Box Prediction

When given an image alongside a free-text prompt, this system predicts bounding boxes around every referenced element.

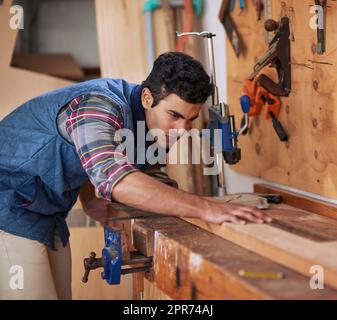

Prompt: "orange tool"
[242,75,288,142]
[242,76,281,120]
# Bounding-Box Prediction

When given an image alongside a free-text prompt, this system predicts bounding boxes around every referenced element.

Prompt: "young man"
[0,52,271,299]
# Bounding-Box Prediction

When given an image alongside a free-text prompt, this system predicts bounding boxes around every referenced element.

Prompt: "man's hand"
[112,171,273,226]
[201,199,273,225]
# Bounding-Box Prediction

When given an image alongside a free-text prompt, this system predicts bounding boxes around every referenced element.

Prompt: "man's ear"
[141,87,154,110]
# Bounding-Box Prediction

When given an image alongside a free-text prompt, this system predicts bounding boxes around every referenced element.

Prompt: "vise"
[82,226,153,285]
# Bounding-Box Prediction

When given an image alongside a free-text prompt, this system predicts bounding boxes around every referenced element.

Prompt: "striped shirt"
[57,94,139,201]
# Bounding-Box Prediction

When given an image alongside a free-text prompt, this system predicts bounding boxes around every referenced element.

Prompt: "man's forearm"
[111,171,205,219]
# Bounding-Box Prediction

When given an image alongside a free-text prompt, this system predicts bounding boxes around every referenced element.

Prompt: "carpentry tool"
[176,31,250,196]
[82,171,177,285]
[241,76,288,142]
[219,0,246,57]
[248,16,291,96]
[314,0,327,54]
[143,0,202,70]
[240,16,291,141]
[82,227,153,285]
[252,0,263,21]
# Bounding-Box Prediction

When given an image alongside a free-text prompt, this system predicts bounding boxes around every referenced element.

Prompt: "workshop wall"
[38,0,100,68]
[214,0,337,200]
[0,0,72,119]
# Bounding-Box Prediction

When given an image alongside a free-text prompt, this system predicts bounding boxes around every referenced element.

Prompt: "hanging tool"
[176,31,250,196]
[314,0,327,54]
[143,0,202,71]
[250,16,292,97]
[242,77,288,142]
[230,0,245,12]
[219,0,246,57]
[241,16,291,142]
[252,0,263,21]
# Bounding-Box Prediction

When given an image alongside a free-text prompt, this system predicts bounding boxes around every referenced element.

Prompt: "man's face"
[141,88,203,149]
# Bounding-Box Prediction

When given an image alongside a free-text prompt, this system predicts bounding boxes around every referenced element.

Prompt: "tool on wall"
[219,0,246,57]
[143,0,202,71]
[241,79,288,142]
[252,0,263,21]
[241,16,291,142]
[230,0,245,12]
[176,31,250,196]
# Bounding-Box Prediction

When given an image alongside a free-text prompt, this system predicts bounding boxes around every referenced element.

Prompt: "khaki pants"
[0,230,72,300]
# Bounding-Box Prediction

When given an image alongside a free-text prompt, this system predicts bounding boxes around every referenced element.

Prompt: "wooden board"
[184,199,337,290]
[225,0,337,199]
[132,216,337,299]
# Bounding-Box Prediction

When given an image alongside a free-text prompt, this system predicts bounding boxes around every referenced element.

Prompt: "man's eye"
[170,113,179,119]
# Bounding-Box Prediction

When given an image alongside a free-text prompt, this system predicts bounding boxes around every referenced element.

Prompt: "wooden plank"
[132,216,337,299]
[184,200,337,291]
[95,0,149,82]
[254,183,337,221]
[226,0,337,199]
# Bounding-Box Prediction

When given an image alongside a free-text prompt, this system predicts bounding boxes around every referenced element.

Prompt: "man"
[0,52,271,299]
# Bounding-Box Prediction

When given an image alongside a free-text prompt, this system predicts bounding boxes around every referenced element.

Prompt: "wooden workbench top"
[108,184,337,299]
[132,216,337,299]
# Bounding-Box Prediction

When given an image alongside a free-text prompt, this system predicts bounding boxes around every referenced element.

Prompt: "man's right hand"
[112,171,273,226]
[201,199,273,225]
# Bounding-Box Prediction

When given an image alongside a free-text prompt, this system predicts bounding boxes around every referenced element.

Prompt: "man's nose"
[175,120,190,131]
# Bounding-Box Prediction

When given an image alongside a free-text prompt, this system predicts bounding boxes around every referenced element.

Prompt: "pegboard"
[225,0,337,199]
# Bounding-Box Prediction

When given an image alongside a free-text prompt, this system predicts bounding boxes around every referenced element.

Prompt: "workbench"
[107,184,337,300]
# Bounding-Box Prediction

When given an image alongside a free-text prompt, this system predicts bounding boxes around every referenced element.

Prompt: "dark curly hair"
[142,52,211,107]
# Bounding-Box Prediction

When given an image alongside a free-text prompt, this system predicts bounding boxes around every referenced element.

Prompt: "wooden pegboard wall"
[225,0,337,199]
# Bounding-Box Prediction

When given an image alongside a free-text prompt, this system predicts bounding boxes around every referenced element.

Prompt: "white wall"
[201,0,337,204]
[38,0,99,67]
